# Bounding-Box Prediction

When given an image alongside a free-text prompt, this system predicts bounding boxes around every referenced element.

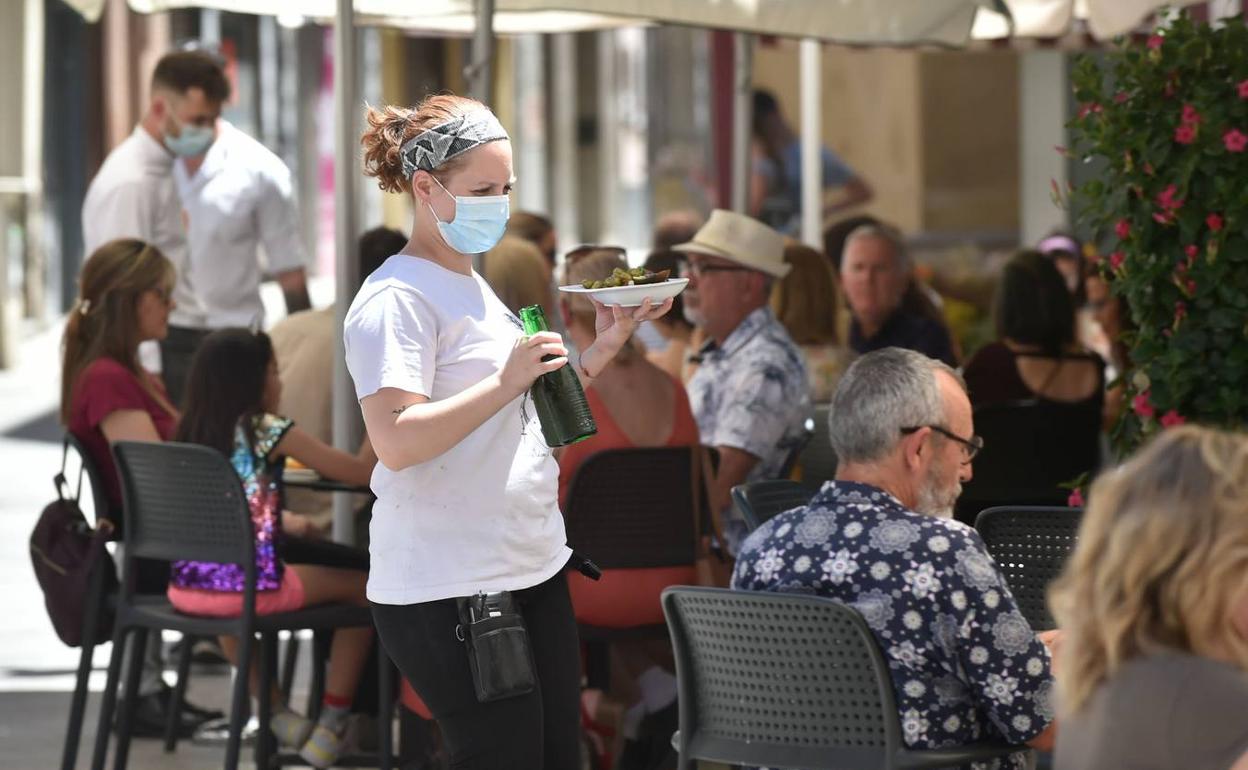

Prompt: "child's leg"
[288,563,374,767]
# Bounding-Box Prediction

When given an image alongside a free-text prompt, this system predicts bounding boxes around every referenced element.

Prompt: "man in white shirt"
[79,48,227,739]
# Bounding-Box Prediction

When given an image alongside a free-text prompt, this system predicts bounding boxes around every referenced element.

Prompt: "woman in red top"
[557,249,700,750]
[62,238,179,524]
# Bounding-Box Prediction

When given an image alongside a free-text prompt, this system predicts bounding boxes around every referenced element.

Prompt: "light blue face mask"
[164,119,215,158]
[428,176,510,255]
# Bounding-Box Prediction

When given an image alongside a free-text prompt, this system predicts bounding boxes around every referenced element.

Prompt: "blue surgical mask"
[428,177,510,255]
[164,119,215,158]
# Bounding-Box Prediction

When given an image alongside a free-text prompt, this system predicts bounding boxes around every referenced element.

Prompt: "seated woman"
[62,238,219,733]
[170,329,375,768]
[771,242,853,403]
[963,251,1104,409]
[1051,426,1248,770]
[557,249,700,754]
[481,234,555,317]
[640,249,697,382]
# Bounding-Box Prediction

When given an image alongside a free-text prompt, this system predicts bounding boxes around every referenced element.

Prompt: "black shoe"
[114,691,205,739]
[158,683,224,722]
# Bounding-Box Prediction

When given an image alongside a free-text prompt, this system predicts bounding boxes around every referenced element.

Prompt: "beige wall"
[919,50,1019,232]
[752,39,1020,237]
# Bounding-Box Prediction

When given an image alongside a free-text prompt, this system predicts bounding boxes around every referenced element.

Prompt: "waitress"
[346,95,671,769]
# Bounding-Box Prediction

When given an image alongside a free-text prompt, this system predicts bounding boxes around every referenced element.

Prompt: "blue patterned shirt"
[687,306,812,487]
[732,481,1054,769]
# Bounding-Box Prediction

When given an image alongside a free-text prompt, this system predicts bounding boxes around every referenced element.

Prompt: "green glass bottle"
[518,305,597,446]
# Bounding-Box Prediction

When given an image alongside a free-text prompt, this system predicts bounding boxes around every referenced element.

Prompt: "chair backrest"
[974,506,1082,631]
[64,433,112,531]
[113,441,255,591]
[732,479,819,532]
[662,586,903,770]
[957,399,1101,524]
[564,446,700,569]
[798,404,838,484]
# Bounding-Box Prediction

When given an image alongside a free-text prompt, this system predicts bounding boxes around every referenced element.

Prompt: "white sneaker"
[299,722,348,768]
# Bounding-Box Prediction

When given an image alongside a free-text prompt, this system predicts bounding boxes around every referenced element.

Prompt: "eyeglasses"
[901,425,984,463]
[676,258,755,278]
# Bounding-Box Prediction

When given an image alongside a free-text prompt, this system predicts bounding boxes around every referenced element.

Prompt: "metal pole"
[469,0,495,103]
[23,0,46,322]
[799,38,822,248]
[730,32,752,214]
[551,33,579,251]
[332,0,360,545]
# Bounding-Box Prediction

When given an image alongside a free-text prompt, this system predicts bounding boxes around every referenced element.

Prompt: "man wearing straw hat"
[673,209,812,554]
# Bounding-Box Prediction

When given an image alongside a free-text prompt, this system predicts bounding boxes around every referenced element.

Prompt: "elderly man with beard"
[732,347,1058,768]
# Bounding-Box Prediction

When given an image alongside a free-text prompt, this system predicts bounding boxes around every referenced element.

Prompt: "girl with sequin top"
[168,328,376,768]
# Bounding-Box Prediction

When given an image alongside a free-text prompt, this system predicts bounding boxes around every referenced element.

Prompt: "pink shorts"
[167,568,306,617]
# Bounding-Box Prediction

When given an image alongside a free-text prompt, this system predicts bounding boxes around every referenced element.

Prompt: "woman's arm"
[360,331,570,471]
[100,409,163,444]
[577,297,674,385]
[274,425,375,486]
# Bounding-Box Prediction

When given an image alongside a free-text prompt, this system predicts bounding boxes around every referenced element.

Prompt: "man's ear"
[900,427,930,471]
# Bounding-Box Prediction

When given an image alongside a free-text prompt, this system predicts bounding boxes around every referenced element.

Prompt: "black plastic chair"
[731,479,819,532]
[661,586,1026,770]
[564,446,703,690]
[956,399,1101,525]
[91,441,393,770]
[797,404,838,484]
[975,506,1083,631]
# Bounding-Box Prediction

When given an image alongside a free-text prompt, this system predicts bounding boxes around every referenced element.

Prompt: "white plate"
[557,278,689,308]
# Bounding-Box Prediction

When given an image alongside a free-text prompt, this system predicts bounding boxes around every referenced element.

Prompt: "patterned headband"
[400,110,509,179]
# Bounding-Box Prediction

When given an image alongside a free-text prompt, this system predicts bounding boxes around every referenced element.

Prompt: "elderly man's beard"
[683,303,705,328]
[915,463,961,519]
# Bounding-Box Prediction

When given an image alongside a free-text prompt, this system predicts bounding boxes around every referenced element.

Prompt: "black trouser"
[372,569,582,770]
[159,325,212,408]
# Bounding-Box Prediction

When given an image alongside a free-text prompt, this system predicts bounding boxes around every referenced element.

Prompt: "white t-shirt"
[172,121,307,329]
[343,255,570,605]
[82,126,197,318]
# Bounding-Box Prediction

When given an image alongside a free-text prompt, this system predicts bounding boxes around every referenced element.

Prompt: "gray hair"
[828,347,965,464]
[843,223,911,271]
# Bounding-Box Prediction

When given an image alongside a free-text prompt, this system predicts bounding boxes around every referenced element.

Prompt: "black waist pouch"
[455,591,537,703]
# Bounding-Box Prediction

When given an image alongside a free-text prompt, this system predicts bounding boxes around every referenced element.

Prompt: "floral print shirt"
[731,481,1054,769]
[687,306,812,487]
[171,413,293,592]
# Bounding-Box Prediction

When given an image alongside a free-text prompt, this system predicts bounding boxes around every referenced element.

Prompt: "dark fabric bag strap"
[54,435,85,504]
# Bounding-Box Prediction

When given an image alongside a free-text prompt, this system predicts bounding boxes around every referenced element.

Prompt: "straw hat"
[672,209,790,278]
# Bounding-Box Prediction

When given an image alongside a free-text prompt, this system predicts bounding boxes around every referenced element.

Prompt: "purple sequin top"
[170,413,293,592]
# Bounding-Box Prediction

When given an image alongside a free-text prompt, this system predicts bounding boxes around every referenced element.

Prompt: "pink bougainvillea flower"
[1109,251,1126,270]
[1184,245,1199,260]
[1153,211,1175,225]
[1224,129,1248,153]
[1147,34,1165,50]
[1207,213,1224,231]
[1115,219,1131,240]
[1181,104,1202,125]
[1114,90,1130,104]
[1187,278,1198,295]
[1176,260,1188,275]
[1175,300,1187,322]
[1067,488,1085,508]
[1077,103,1102,120]
[1175,124,1197,144]
[1160,410,1187,428]
[1133,391,1156,419]
[1156,184,1183,211]
[1239,80,1248,99]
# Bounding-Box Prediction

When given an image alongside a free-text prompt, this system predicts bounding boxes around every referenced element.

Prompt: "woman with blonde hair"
[771,242,852,402]
[482,234,555,317]
[1050,425,1248,770]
